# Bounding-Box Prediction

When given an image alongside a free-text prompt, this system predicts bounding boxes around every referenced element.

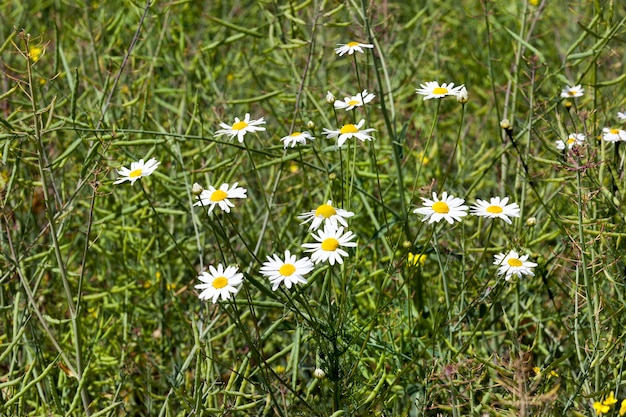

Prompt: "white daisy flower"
[297,200,355,231]
[414,191,468,224]
[326,91,336,104]
[618,111,626,121]
[196,263,244,303]
[280,131,314,148]
[334,42,374,56]
[193,182,247,214]
[259,250,314,291]
[470,196,520,224]
[602,128,626,143]
[322,119,376,147]
[556,133,586,150]
[493,250,537,280]
[302,224,357,265]
[415,81,464,100]
[113,157,160,185]
[334,89,376,111]
[560,84,584,98]
[214,113,266,143]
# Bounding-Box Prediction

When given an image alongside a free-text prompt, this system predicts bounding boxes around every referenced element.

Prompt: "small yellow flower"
[29,45,43,62]
[604,392,618,406]
[594,401,610,415]
[529,0,539,5]
[408,253,426,267]
[415,151,430,166]
[619,399,626,416]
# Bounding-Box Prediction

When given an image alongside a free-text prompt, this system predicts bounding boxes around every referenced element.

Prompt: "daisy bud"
[328,173,337,181]
[456,86,468,104]
[307,120,315,129]
[314,368,326,379]
[564,101,572,109]
[526,217,537,227]
[192,182,204,195]
[500,118,513,138]
[326,91,335,104]
[402,240,411,248]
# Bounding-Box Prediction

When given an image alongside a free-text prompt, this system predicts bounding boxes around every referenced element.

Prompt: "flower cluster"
[557,85,626,145]
[593,392,626,416]
[415,192,520,226]
[109,40,540,304]
[255,200,357,293]
[414,191,535,280]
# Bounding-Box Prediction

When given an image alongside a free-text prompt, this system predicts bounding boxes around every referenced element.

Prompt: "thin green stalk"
[358,0,408,240]
[576,167,599,392]
[432,226,451,322]
[517,65,536,239]
[438,101,466,193]
[22,33,90,416]
[139,183,196,273]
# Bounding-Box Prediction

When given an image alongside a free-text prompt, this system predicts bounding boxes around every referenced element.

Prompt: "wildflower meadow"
[2,0,626,415]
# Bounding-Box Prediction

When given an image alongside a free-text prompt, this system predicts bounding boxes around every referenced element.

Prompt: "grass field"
[2,0,626,415]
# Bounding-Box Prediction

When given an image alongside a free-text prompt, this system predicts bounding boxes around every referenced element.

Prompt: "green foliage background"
[2,0,626,415]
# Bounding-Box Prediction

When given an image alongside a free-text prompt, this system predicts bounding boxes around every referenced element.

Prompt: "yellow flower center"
[567,138,576,144]
[347,100,359,106]
[431,201,449,214]
[347,41,359,47]
[212,276,228,289]
[507,258,523,267]
[339,124,359,134]
[279,264,296,276]
[232,121,248,131]
[315,204,337,218]
[291,132,301,137]
[210,189,228,202]
[610,128,620,134]
[129,169,143,178]
[486,205,503,214]
[433,87,448,95]
[321,238,339,251]
[568,90,576,96]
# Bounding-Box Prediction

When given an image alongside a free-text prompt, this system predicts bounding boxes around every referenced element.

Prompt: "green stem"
[438,102,466,194]
[576,167,598,391]
[432,226,451,321]
[359,0,408,240]
[24,33,91,415]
